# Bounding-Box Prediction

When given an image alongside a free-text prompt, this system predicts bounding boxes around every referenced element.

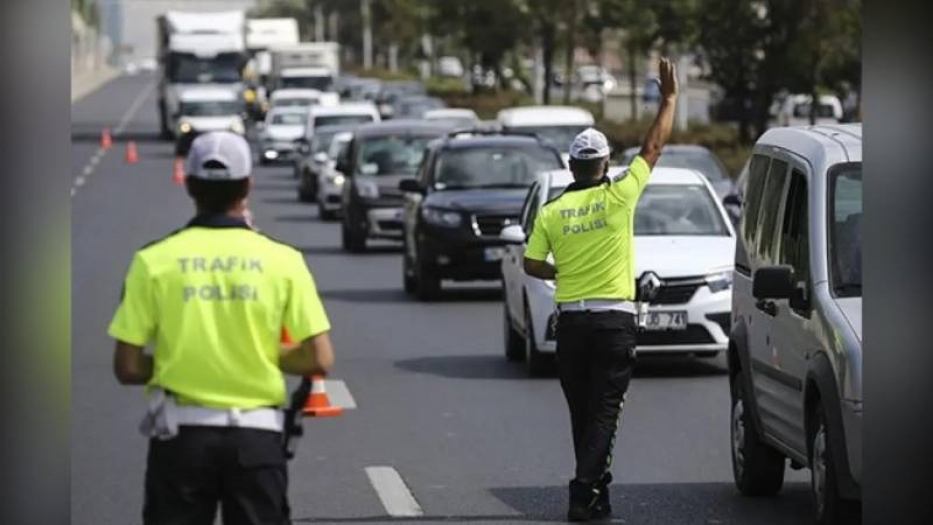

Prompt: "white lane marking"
[325,380,357,410]
[365,466,424,518]
[114,80,156,136]
[73,81,155,198]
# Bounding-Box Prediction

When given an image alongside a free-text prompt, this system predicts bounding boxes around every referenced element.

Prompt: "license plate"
[484,247,506,261]
[643,311,688,331]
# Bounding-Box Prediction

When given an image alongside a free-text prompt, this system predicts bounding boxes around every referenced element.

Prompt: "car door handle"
[756,299,778,317]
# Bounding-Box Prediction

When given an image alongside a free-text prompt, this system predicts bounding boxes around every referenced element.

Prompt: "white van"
[175,86,246,138]
[305,102,381,140]
[496,105,595,163]
[772,94,844,127]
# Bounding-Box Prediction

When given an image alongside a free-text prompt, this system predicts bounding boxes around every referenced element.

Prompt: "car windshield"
[179,101,242,116]
[508,125,590,151]
[633,184,730,236]
[281,76,334,91]
[269,112,305,126]
[168,53,241,84]
[275,98,313,108]
[622,149,729,181]
[355,135,436,176]
[830,163,862,296]
[314,115,375,128]
[311,130,339,154]
[434,146,563,189]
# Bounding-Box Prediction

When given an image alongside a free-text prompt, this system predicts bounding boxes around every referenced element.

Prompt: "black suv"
[398,130,565,300]
[337,120,457,252]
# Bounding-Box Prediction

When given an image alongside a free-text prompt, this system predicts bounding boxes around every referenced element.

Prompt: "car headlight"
[706,270,734,293]
[355,179,379,199]
[179,122,192,134]
[422,207,462,227]
[332,174,345,186]
[230,121,245,134]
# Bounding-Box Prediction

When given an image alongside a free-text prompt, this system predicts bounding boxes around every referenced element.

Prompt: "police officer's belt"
[557,299,637,314]
[140,388,284,439]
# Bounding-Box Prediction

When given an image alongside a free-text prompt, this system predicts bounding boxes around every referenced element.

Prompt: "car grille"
[650,277,704,305]
[637,325,715,345]
[377,220,403,231]
[473,214,519,237]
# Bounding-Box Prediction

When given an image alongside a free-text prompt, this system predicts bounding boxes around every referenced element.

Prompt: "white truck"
[156,10,248,139]
[245,18,300,119]
[269,42,340,94]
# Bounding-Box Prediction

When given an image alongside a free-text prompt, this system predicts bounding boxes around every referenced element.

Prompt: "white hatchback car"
[500,167,737,375]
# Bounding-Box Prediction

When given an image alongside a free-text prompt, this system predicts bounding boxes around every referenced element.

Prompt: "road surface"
[72,74,810,524]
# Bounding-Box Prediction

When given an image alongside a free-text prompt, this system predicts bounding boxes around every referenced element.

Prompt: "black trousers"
[143,426,290,525]
[555,310,637,500]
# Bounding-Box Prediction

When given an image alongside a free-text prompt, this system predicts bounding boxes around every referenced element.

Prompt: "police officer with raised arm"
[108,131,334,525]
[523,57,678,522]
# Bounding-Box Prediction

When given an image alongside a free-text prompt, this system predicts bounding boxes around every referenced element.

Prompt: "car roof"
[309,102,379,116]
[424,108,478,119]
[271,88,321,98]
[540,166,709,191]
[621,144,714,156]
[178,87,239,101]
[438,133,553,150]
[497,105,595,126]
[756,123,862,164]
[351,119,457,137]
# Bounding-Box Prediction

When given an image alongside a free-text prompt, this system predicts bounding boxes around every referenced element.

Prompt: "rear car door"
[505,183,540,325]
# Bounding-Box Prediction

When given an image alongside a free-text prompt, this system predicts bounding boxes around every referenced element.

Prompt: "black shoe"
[567,480,612,522]
[567,502,611,522]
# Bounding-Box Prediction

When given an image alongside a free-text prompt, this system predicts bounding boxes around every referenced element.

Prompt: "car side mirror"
[398,178,424,194]
[500,224,526,244]
[723,194,742,207]
[752,265,795,300]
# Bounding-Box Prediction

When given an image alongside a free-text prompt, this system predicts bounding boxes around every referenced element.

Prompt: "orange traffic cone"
[125,141,139,164]
[302,376,343,417]
[172,157,185,185]
[100,129,112,149]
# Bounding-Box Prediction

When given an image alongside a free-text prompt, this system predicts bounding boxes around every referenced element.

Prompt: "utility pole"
[361,0,373,70]
[675,53,689,131]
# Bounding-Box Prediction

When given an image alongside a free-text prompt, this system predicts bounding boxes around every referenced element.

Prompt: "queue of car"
[253,72,862,524]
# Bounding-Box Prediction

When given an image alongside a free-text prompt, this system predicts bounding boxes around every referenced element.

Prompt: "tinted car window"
[179,101,242,116]
[356,135,436,176]
[433,146,563,189]
[830,164,862,296]
[314,115,375,128]
[634,184,730,236]
[779,169,810,291]
[756,159,789,264]
[269,112,305,126]
[741,154,771,246]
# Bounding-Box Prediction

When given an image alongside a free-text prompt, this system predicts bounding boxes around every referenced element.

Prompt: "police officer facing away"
[523,58,678,522]
[109,131,334,525]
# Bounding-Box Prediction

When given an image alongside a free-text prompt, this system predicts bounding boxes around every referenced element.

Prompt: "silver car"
[728,124,861,524]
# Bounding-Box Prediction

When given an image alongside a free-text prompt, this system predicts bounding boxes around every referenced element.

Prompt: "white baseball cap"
[569,128,611,160]
[185,131,252,180]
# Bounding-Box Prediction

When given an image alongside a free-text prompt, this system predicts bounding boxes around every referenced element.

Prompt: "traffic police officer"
[523,57,678,522]
[108,131,335,525]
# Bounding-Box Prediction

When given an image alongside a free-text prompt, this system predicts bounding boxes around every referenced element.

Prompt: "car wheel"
[298,180,314,203]
[319,206,336,221]
[402,243,416,295]
[731,375,786,496]
[341,212,366,253]
[811,404,859,524]
[524,302,551,377]
[414,258,440,301]
[503,301,526,362]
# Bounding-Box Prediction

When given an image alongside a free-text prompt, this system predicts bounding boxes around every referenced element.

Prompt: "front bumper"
[419,229,509,281]
[531,282,732,355]
[261,142,298,163]
[366,207,405,239]
[319,179,345,211]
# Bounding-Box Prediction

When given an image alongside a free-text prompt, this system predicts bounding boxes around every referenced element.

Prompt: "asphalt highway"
[71,74,809,524]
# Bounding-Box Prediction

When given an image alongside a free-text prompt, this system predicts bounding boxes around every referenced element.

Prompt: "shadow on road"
[262,196,304,205]
[490,482,814,525]
[394,354,528,380]
[274,213,318,223]
[633,354,728,378]
[321,288,409,304]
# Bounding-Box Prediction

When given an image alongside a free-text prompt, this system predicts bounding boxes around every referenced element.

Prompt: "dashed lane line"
[72,80,156,198]
[365,466,424,518]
